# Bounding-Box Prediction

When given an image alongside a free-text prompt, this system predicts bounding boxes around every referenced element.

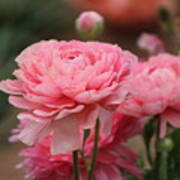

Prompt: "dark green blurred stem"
[158,7,175,35]
[73,150,80,180]
[158,7,180,54]
[80,129,90,170]
[88,119,100,180]
[155,122,168,180]
[80,150,88,170]
[144,138,153,166]
[155,151,168,180]
[160,151,168,180]
[83,129,90,151]
[143,116,157,166]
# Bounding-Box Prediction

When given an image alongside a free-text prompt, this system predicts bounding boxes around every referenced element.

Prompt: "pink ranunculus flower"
[17,113,143,180]
[117,53,180,137]
[137,33,165,55]
[0,40,138,154]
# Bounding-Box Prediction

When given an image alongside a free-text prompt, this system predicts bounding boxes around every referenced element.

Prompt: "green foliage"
[138,129,180,180]
[0,0,75,61]
[127,169,154,180]
[127,121,180,180]
[167,129,180,180]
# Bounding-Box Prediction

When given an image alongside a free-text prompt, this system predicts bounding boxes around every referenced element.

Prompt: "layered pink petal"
[0,80,24,95]
[55,105,85,120]
[9,96,39,109]
[74,83,117,104]
[101,85,128,110]
[19,120,52,145]
[117,99,143,117]
[77,104,99,129]
[99,107,113,135]
[161,109,180,135]
[51,115,81,154]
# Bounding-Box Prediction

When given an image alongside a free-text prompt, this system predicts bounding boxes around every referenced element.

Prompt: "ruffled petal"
[0,80,24,95]
[19,120,52,145]
[74,84,117,104]
[9,96,39,109]
[101,85,128,110]
[51,115,81,154]
[55,105,85,120]
[99,108,113,135]
[77,104,99,129]
[161,109,180,131]
[117,99,143,117]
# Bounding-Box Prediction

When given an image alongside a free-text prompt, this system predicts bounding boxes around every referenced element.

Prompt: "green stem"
[155,122,168,180]
[73,150,80,180]
[83,129,90,152]
[144,139,153,166]
[159,151,168,180]
[80,129,90,170]
[87,119,100,180]
[143,115,157,166]
[155,151,168,180]
[80,150,88,169]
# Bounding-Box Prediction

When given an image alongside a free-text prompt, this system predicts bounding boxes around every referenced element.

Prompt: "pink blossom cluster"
[16,114,143,180]
[1,38,180,179]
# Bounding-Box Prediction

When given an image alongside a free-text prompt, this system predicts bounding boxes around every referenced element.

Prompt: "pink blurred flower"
[17,113,142,180]
[0,40,138,154]
[118,53,180,137]
[76,11,104,33]
[137,33,165,54]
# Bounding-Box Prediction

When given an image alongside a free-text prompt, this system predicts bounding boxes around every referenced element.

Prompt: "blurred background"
[0,0,179,179]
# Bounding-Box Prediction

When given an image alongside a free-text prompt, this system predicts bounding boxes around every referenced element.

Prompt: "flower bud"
[76,11,104,40]
[137,33,165,55]
[158,137,174,152]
